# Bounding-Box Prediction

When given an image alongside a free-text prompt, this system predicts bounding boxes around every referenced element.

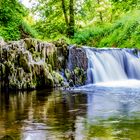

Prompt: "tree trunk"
[61,0,69,26]
[61,0,75,37]
[97,0,103,22]
[68,0,75,37]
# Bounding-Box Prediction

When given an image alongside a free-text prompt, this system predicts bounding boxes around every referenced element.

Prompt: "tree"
[33,0,75,38]
[62,0,75,37]
[0,0,36,40]
[110,0,140,21]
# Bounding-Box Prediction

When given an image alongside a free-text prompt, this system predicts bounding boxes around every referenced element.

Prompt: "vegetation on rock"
[0,39,67,90]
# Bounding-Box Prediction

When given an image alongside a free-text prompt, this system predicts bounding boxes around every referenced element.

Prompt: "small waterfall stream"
[84,48,140,84]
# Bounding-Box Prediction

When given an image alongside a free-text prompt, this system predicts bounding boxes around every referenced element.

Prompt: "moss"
[24,38,38,51]
[1,63,5,76]
[41,47,46,59]
[17,68,24,81]
[65,69,71,80]
[32,51,41,62]
[65,67,86,86]
[52,71,64,86]
[1,38,69,90]
[74,67,86,85]
[47,54,55,69]
[7,50,16,62]
[29,47,35,54]
[48,64,53,73]
[19,52,31,73]
[74,67,80,75]
[45,72,54,87]
[0,135,14,140]
[9,78,17,89]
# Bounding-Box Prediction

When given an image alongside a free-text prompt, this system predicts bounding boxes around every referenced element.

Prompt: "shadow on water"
[0,87,140,140]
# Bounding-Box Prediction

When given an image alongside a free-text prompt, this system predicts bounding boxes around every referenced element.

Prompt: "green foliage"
[111,0,140,18]
[1,0,140,43]
[73,10,140,49]
[0,0,26,40]
[21,21,38,38]
[33,0,67,39]
[0,0,38,41]
[73,25,105,45]
[25,0,140,40]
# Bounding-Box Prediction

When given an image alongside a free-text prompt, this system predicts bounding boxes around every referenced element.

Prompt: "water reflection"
[0,88,140,140]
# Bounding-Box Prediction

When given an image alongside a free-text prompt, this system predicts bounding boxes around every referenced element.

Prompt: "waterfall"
[84,48,140,84]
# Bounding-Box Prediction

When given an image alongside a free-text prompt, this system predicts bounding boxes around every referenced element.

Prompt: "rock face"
[68,46,88,71]
[0,38,65,90]
[0,38,88,90]
[65,46,88,86]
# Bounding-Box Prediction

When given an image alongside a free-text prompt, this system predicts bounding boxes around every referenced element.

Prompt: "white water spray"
[85,48,140,84]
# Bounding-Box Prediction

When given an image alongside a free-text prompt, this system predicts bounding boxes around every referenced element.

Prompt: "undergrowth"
[73,10,140,49]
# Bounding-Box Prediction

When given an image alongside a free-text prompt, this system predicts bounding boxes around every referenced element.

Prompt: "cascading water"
[84,47,140,84]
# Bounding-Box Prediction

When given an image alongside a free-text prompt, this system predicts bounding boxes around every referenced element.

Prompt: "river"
[0,84,140,140]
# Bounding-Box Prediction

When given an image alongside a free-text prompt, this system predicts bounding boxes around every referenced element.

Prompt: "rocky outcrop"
[65,46,88,86]
[53,39,69,71]
[0,38,88,90]
[68,46,88,71]
[0,38,66,90]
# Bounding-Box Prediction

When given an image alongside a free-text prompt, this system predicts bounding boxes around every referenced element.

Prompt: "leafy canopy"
[0,0,37,40]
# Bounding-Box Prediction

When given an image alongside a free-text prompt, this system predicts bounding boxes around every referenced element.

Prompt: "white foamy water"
[94,79,140,88]
[84,48,140,84]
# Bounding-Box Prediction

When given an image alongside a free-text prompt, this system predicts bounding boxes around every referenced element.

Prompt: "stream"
[0,84,140,140]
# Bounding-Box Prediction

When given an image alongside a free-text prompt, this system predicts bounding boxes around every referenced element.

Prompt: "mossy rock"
[64,69,71,80]
[52,71,64,86]
[48,64,53,73]
[45,72,54,87]
[64,67,86,86]
[0,63,5,76]
[0,135,14,140]
[46,52,57,69]
[19,52,31,73]
[1,38,70,90]
[32,51,41,62]
[24,38,38,51]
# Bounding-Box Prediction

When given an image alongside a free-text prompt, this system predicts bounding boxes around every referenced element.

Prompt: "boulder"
[68,45,88,71]
[65,45,88,86]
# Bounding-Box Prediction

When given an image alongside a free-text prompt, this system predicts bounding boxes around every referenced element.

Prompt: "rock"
[68,45,88,71]
[0,38,89,90]
[52,71,64,87]
[0,38,69,90]
[54,39,69,70]
[65,69,71,80]
[0,135,14,140]
[66,45,88,86]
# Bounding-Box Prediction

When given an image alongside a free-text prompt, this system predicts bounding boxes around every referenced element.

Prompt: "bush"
[0,0,38,41]
[72,10,140,49]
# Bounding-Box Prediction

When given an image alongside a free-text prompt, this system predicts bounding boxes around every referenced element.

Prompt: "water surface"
[0,86,140,140]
